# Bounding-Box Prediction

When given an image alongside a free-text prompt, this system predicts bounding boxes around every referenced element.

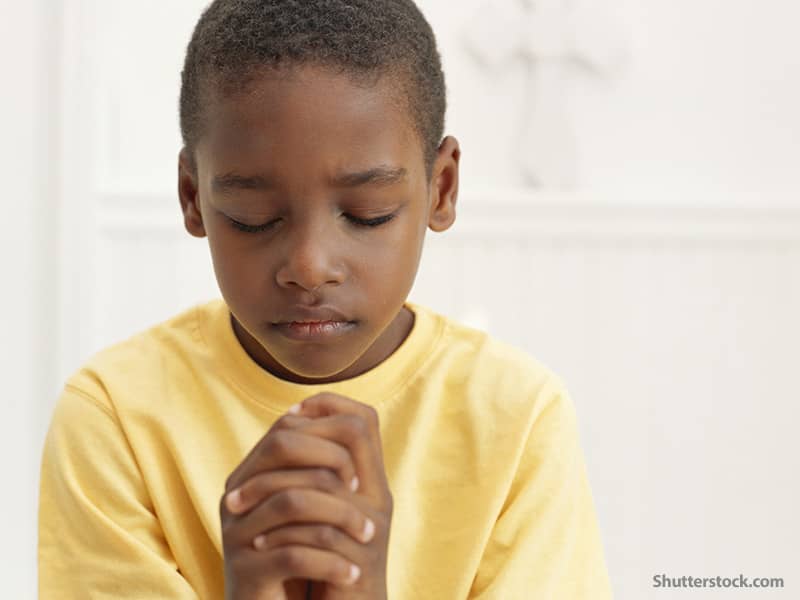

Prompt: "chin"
[273,349,360,382]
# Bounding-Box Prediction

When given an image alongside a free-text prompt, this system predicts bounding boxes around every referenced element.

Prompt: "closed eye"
[345,213,396,227]
[227,213,396,234]
[227,217,279,233]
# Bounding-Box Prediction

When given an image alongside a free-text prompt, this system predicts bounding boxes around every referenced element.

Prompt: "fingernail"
[361,518,375,543]
[253,534,267,550]
[346,563,361,584]
[226,488,241,511]
[349,476,359,492]
[288,403,301,414]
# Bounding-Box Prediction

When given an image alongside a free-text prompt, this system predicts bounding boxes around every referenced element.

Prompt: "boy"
[38,0,612,598]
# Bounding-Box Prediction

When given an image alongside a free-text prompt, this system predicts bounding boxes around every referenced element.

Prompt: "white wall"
[4,1,799,598]
[0,1,58,597]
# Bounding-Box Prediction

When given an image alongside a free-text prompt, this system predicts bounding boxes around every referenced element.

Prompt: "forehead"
[196,66,423,182]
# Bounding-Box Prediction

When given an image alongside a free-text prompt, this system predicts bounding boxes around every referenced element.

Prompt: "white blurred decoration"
[463,0,627,188]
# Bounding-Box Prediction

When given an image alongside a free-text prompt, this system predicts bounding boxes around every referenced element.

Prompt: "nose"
[275,217,345,294]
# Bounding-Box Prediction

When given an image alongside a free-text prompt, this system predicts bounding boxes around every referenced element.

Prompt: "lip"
[273,306,352,324]
[271,306,356,341]
[273,320,356,341]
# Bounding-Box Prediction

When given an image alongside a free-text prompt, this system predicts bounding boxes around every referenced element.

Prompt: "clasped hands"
[220,392,393,600]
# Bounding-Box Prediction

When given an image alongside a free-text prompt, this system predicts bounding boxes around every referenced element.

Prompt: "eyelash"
[228,213,396,233]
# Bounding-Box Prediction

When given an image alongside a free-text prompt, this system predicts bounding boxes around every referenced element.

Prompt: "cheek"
[362,225,423,283]
[206,231,269,293]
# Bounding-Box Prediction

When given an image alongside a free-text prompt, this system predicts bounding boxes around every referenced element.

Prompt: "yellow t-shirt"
[38,299,612,599]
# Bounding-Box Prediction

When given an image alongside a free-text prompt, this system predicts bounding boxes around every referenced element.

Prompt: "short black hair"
[179,0,447,175]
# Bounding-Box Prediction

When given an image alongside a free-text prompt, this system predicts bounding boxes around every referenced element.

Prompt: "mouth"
[271,305,356,341]
[273,319,356,341]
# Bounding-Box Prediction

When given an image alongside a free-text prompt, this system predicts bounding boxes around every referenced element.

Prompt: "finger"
[225,415,379,514]
[254,523,366,562]
[239,542,361,588]
[291,393,388,498]
[225,428,357,494]
[291,393,382,457]
[224,415,315,492]
[225,467,348,515]
[230,487,376,549]
[278,413,384,503]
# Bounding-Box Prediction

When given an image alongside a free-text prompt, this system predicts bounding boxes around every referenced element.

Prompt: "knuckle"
[277,545,307,572]
[315,525,339,547]
[271,414,293,430]
[345,415,368,437]
[315,468,342,491]
[303,393,323,408]
[340,415,367,442]
[277,488,304,514]
[266,430,291,458]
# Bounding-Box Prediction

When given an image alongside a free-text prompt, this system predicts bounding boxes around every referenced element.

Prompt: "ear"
[427,136,460,233]
[178,148,207,238]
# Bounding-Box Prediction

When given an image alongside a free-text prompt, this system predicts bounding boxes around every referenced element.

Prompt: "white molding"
[57,0,100,384]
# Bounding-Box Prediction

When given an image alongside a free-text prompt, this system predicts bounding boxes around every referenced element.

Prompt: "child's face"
[179,65,459,383]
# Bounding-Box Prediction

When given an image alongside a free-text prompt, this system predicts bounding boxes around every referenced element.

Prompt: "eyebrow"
[211,173,271,193]
[331,166,408,187]
[211,165,407,193]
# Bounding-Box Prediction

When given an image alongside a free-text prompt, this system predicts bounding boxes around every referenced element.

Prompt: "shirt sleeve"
[38,384,199,599]
[468,381,613,599]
